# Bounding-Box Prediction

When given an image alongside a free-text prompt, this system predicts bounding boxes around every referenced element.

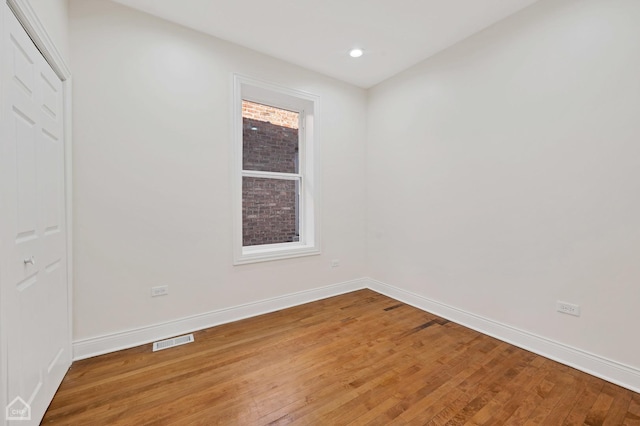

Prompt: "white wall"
[27,0,69,64]
[69,0,367,341]
[67,0,640,384]
[367,0,640,371]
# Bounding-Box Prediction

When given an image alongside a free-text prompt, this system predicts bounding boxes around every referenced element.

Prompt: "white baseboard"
[366,278,640,394]
[73,276,640,394]
[72,278,368,361]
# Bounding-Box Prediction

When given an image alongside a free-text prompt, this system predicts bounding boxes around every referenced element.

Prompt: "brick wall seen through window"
[242,101,300,246]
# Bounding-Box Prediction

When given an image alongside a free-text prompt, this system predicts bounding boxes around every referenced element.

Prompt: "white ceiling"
[111,0,539,88]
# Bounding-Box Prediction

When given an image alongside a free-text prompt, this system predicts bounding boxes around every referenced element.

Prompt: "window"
[233,75,320,264]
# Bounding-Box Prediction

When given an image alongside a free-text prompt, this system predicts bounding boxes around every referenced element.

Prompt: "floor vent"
[152,333,194,352]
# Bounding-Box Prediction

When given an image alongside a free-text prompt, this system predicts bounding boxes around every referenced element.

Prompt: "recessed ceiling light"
[349,48,364,58]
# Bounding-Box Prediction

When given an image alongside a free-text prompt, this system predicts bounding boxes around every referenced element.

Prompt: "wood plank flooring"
[42,289,640,425]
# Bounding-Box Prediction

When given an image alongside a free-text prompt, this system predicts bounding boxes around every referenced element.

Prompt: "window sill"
[234,242,321,265]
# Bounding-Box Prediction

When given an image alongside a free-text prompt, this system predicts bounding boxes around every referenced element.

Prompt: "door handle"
[23,256,35,266]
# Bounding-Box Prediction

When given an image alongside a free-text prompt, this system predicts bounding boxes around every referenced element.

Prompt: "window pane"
[242,100,299,173]
[242,177,300,246]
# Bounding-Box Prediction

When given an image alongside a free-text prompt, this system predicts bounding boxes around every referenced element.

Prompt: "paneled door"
[1,4,71,425]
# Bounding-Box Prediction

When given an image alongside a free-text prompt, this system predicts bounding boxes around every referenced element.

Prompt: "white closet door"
[1,4,71,425]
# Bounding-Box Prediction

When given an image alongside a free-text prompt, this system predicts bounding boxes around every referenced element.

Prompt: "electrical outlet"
[557,301,580,317]
[331,259,340,268]
[151,285,169,297]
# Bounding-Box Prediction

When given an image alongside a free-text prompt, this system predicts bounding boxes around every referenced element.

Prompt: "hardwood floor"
[43,289,639,425]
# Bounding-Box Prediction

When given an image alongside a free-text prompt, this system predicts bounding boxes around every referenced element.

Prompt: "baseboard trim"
[73,276,640,394]
[366,278,640,393]
[72,278,368,361]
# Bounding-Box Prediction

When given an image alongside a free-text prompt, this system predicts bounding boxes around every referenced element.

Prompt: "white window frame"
[232,75,321,264]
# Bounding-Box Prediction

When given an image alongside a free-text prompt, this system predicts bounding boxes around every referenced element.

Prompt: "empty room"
[1,0,639,424]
